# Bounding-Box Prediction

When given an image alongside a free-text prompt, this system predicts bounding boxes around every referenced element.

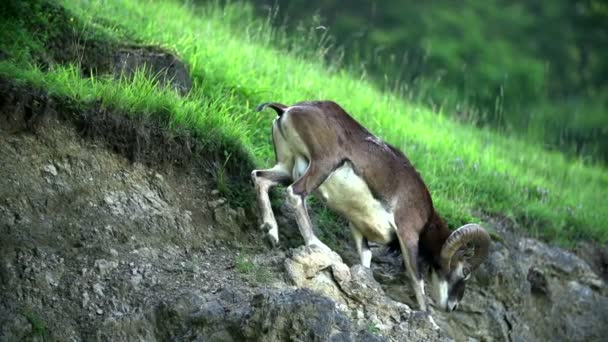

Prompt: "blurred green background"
[238,0,608,163]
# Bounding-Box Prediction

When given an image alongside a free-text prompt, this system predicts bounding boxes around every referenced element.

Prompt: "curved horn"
[440,224,491,272]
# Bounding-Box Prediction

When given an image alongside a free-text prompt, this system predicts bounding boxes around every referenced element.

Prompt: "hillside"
[1,70,607,341]
[2,0,607,246]
[0,0,607,341]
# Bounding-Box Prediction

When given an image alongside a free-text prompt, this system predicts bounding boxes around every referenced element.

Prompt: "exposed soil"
[2,77,608,342]
[0,78,271,339]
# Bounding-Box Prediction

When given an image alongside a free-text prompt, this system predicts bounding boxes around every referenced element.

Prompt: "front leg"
[402,238,441,330]
[286,185,332,253]
[286,160,336,253]
[405,242,427,312]
[396,232,427,312]
[350,223,372,268]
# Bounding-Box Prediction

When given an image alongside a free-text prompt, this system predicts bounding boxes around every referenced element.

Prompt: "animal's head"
[430,224,491,312]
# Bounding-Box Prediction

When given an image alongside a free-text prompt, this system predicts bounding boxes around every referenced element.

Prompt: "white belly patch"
[316,162,396,243]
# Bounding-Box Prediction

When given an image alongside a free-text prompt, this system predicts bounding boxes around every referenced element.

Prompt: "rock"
[241,289,354,341]
[213,204,240,228]
[103,195,114,205]
[435,234,608,342]
[285,245,352,306]
[574,241,608,282]
[112,47,192,96]
[131,274,143,287]
[94,289,384,341]
[209,198,226,209]
[93,283,105,297]
[42,164,58,176]
[344,265,386,304]
[94,259,118,276]
[0,313,31,341]
[286,245,348,281]
[527,267,549,296]
[284,245,448,341]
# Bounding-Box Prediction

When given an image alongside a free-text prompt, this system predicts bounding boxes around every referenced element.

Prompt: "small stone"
[82,292,90,308]
[93,283,105,297]
[209,198,226,209]
[96,308,103,315]
[95,259,118,276]
[42,164,58,176]
[131,274,143,286]
[356,309,365,319]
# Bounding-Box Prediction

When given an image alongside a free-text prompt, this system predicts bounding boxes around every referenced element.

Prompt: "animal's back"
[279,100,434,221]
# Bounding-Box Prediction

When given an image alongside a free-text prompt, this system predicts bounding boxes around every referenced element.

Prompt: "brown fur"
[271,100,452,266]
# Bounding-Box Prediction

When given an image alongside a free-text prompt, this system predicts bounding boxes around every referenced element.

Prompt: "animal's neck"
[419,211,451,269]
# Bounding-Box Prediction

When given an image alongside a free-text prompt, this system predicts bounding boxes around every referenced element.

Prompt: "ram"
[251,100,490,313]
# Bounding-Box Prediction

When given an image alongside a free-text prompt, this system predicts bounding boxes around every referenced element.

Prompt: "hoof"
[260,222,272,232]
[261,223,279,248]
[309,239,333,254]
[265,233,279,248]
[412,311,440,331]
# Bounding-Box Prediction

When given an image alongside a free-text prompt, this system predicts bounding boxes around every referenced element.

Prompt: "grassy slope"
[1,0,606,246]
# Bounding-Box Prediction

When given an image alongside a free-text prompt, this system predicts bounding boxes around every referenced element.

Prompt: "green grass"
[1,0,607,246]
[235,253,272,283]
[367,323,381,334]
[22,308,48,339]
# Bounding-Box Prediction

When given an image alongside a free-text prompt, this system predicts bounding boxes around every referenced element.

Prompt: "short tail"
[256,102,288,116]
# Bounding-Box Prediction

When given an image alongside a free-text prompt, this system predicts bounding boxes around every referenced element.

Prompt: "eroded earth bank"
[1,76,607,341]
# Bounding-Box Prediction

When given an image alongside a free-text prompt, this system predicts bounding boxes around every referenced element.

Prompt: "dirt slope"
[0,69,606,341]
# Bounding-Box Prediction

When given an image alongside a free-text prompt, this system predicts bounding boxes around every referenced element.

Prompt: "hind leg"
[351,223,372,267]
[251,164,291,245]
[251,119,294,245]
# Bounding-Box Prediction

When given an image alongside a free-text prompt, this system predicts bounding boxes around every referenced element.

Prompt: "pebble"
[42,164,58,176]
[93,283,105,297]
[356,309,364,319]
[209,198,226,208]
[95,259,118,276]
[131,274,143,286]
